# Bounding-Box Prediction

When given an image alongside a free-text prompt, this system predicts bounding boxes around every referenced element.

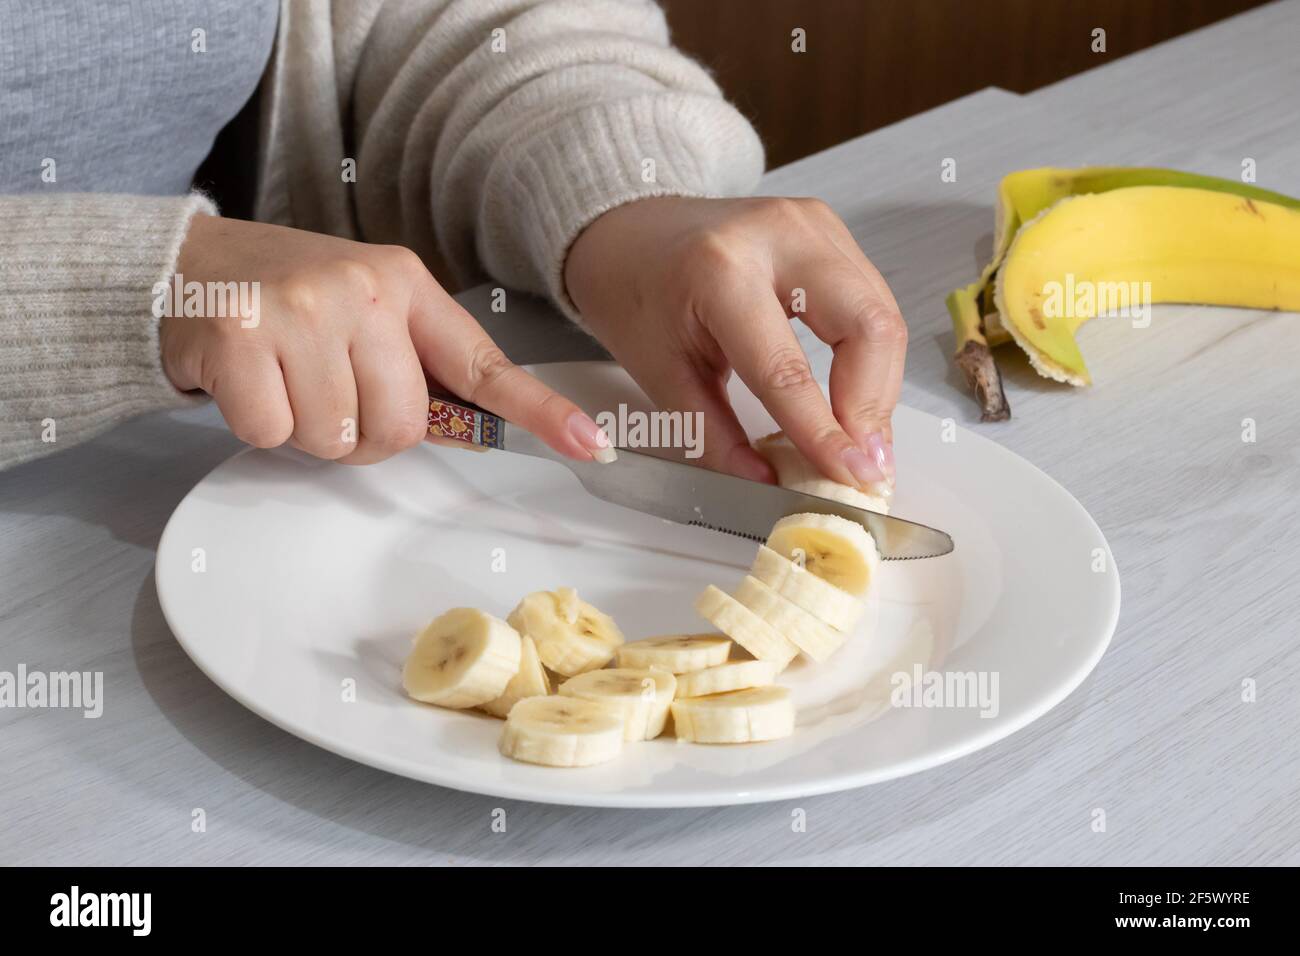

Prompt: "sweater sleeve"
[258,0,765,322]
[0,192,213,471]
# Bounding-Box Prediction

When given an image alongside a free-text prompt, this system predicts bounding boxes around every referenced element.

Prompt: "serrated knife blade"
[427,392,953,561]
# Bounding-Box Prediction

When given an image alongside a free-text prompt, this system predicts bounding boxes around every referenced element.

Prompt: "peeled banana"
[616,634,732,673]
[694,585,799,669]
[481,635,551,719]
[675,659,778,698]
[755,431,891,512]
[732,575,846,662]
[402,608,522,709]
[766,512,879,597]
[407,491,886,765]
[749,544,863,631]
[671,686,795,744]
[507,587,624,676]
[498,695,625,767]
[693,512,876,670]
[949,166,1300,420]
[559,667,676,740]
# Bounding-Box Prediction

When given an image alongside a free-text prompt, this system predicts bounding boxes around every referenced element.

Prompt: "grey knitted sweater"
[0,0,764,470]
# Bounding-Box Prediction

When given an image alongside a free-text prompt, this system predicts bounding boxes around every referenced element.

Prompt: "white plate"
[156,361,1119,807]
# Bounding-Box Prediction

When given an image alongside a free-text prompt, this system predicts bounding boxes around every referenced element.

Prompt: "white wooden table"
[2,1,1297,865]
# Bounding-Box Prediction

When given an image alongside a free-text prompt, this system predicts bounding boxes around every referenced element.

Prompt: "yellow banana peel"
[947,167,1300,420]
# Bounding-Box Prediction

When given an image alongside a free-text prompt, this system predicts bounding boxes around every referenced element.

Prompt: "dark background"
[661,0,1268,168]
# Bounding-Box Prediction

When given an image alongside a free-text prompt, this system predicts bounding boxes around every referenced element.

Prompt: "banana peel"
[948,167,1300,420]
[997,186,1300,385]
[950,282,1009,422]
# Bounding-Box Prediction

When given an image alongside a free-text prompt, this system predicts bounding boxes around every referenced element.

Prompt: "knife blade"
[427,392,953,561]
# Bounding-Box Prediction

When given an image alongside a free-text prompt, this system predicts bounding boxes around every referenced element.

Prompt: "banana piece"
[694,585,798,669]
[749,545,863,631]
[481,635,551,719]
[754,430,817,489]
[674,660,777,699]
[402,608,522,709]
[559,667,676,740]
[615,634,732,673]
[498,696,625,767]
[766,513,880,597]
[788,478,891,516]
[671,686,795,743]
[732,575,846,662]
[755,432,891,512]
[507,587,624,676]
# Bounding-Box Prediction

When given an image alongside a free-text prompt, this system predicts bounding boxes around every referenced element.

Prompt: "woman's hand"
[161,215,613,465]
[564,196,905,490]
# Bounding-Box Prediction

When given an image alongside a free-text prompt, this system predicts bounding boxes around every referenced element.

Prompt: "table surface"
[2,0,1297,866]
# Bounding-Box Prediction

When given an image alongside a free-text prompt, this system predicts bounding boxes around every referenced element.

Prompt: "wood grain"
[661,0,1272,168]
[1,1,1298,865]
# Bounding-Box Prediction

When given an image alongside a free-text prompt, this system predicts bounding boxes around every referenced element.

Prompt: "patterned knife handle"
[426,390,505,450]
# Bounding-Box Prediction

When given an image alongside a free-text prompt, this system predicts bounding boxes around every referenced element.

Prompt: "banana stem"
[947,287,1011,422]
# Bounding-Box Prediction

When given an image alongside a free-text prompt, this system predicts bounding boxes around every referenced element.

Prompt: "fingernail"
[864,432,896,483]
[567,412,617,464]
[842,438,894,491]
[729,445,776,483]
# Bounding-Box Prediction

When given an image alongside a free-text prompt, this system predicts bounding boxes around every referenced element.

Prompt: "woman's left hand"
[564,195,906,489]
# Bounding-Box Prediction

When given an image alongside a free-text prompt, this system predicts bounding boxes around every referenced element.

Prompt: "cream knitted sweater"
[0,0,764,471]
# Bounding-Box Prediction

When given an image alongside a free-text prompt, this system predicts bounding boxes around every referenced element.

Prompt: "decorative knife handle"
[426,390,505,450]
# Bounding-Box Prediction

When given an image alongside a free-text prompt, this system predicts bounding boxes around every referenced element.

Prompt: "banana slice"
[787,477,891,516]
[507,587,624,676]
[498,696,625,767]
[694,585,798,669]
[732,575,846,662]
[616,634,732,673]
[674,659,777,698]
[559,667,676,740]
[402,608,522,709]
[671,686,795,743]
[749,545,863,631]
[766,513,880,597]
[755,431,891,513]
[481,635,551,718]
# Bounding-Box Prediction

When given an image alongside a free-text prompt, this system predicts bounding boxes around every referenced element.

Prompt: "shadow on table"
[131,570,1098,865]
[0,407,241,552]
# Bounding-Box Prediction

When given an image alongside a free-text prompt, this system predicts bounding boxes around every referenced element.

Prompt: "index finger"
[407,277,614,463]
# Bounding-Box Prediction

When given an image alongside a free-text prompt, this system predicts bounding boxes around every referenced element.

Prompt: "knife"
[427,392,953,561]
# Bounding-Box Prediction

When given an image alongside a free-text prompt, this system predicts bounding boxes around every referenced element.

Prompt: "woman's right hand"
[160,215,614,465]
